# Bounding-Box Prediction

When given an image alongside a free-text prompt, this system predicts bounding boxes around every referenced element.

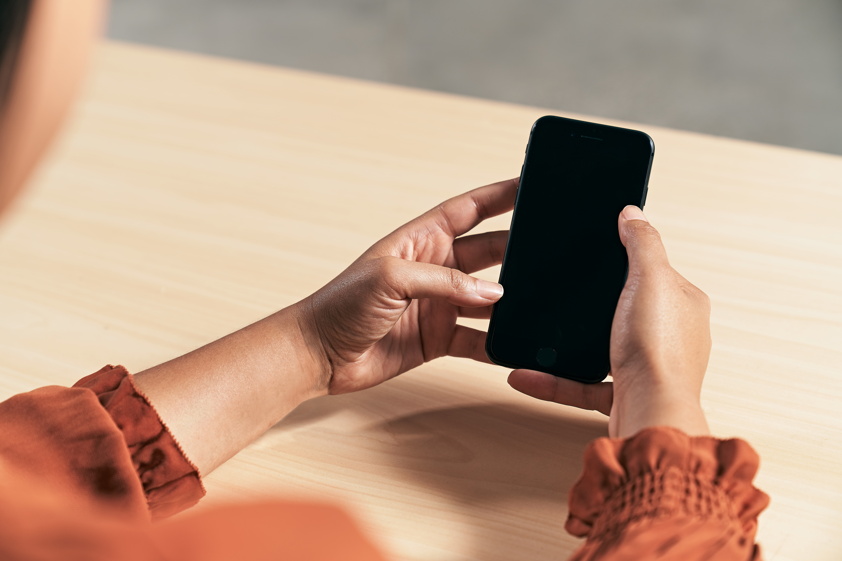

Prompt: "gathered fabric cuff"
[566,426,769,553]
[74,365,205,520]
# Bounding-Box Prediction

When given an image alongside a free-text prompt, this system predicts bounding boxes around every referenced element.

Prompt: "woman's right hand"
[508,205,712,438]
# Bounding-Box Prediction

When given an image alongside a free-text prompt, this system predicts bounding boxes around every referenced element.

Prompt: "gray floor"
[108,0,842,155]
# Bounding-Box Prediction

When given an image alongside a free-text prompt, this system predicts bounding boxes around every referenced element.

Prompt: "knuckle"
[625,219,662,246]
[697,288,711,309]
[581,383,598,410]
[681,277,710,306]
[447,267,471,293]
[637,223,663,245]
[625,222,662,253]
[678,279,712,316]
[489,232,506,263]
[473,193,491,221]
[375,256,402,285]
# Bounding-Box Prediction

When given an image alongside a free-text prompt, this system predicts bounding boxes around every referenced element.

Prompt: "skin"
[0,0,105,218]
[1,0,710,478]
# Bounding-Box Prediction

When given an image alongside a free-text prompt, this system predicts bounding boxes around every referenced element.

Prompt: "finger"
[458,305,493,319]
[618,206,670,276]
[447,324,492,364]
[420,178,518,239]
[507,369,613,415]
[374,256,503,308]
[451,230,509,274]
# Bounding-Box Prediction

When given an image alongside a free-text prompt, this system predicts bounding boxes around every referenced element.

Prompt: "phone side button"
[536,347,557,367]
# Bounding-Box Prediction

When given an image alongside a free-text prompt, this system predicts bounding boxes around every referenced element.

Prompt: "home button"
[536,347,557,367]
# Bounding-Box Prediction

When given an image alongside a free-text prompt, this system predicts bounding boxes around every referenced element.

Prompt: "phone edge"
[484,115,655,385]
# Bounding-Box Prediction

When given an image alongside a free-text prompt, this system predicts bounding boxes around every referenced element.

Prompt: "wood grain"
[1,41,840,560]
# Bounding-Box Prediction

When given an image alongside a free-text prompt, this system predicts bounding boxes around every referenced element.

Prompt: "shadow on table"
[370,403,604,559]
[275,383,607,560]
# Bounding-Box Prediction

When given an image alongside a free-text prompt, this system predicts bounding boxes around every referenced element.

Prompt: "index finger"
[421,177,519,239]
[508,369,613,416]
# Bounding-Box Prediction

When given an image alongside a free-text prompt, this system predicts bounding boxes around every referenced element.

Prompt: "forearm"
[611,384,710,439]
[133,303,327,476]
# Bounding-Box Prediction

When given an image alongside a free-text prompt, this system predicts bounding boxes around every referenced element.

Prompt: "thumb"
[373,256,504,307]
[618,206,669,276]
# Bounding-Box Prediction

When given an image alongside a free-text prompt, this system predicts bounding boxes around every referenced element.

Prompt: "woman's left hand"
[297,178,517,395]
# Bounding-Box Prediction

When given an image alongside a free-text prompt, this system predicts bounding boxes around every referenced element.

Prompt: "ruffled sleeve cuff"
[566,426,769,558]
[74,365,206,520]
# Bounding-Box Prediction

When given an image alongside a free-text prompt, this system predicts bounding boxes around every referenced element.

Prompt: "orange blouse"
[0,366,768,560]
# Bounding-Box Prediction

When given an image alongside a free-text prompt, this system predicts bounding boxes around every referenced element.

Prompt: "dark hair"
[0,0,33,108]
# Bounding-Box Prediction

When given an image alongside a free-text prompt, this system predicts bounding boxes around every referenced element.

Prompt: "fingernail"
[476,279,504,300]
[622,206,648,222]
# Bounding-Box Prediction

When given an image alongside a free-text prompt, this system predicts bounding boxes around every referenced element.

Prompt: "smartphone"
[485,116,654,383]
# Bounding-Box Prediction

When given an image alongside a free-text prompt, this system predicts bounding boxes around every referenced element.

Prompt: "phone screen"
[486,116,654,382]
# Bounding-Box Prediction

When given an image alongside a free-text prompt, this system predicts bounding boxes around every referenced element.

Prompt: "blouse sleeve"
[565,426,770,561]
[0,365,203,521]
[0,366,389,560]
[72,365,205,519]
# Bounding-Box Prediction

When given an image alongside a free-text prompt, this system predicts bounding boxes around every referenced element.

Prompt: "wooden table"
[1,41,840,561]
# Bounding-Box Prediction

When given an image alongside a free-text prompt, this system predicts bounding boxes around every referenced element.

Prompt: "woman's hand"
[296,178,518,395]
[508,206,711,438]
[134,179,516,475]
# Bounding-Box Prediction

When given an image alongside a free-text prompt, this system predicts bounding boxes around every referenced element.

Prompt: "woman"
[0,1,768,559]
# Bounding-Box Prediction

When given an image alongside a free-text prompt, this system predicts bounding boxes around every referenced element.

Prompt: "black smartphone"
[485,116,654,383]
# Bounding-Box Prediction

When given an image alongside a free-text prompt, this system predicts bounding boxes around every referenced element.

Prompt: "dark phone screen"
[487,116,653,382]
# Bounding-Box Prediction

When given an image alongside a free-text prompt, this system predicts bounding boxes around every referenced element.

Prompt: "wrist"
[611,378,709,439]
[282,298,333,400]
